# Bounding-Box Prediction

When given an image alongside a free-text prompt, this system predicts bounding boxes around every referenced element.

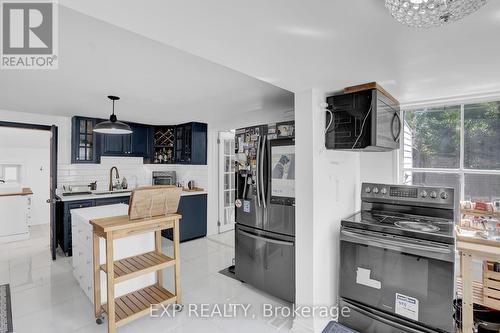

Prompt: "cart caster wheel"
[174,304,183,312]
[96,317,104,325]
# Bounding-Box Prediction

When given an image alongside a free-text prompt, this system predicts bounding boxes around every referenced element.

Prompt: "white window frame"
[0,164,21,183]
[400,103,500,201]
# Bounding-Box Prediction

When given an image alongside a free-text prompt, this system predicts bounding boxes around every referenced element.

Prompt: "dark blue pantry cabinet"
[55,196,130,256]
[163,193,208,242]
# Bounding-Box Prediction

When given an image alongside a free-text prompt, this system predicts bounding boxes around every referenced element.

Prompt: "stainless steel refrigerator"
[234,121,295,303]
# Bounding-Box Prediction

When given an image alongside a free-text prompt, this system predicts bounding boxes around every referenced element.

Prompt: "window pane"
[86,120,93,134]
[464,102,500,170]
[404,106,460,168]
[403,171,460,197]
[464,173,500,203]
[79,148,86,160]
[3,166,19,181]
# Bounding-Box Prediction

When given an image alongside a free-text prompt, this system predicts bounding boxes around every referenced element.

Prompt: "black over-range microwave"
[325,88,401,151]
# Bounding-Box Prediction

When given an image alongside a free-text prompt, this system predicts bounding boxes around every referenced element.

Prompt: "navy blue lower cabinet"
[56,196,130,256]
[163,194,207,242]
[93,196,130,206]
[56,199,93,256]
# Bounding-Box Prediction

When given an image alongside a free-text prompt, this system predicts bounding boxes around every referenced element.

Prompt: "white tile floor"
[2,225,294,333]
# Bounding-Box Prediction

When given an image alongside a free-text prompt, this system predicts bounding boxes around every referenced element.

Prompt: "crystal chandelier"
[385,0,488,28]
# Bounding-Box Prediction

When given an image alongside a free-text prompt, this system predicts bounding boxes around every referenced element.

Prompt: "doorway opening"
[0,121,58,260]
[218,131,236,233]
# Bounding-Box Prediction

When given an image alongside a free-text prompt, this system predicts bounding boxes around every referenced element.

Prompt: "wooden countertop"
[0,187,33,197]
[90,213,182,234]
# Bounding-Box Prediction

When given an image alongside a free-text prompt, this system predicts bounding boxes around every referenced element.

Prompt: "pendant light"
[94,95,132,134]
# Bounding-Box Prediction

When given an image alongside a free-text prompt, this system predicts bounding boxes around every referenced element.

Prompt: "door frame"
[218,131,236,233]
[0,121,58,260]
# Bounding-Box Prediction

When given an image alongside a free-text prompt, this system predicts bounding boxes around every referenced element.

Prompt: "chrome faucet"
[109,166,120,191]
[0,180,5,183]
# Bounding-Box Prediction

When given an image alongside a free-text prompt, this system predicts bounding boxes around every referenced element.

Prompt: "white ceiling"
[0,6,293,129]
[60,0,500,104]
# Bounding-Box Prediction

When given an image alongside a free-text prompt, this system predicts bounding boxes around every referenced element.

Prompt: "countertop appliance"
[234,121,295,303]
[325,86,401,151]
[339,182,455,333]
[152,171,176,186]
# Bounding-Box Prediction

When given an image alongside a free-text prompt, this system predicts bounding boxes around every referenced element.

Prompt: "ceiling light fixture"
[93,96,132,134]
[385,0,488,28]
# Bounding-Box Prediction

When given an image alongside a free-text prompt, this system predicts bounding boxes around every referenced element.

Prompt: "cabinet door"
[130,125,152,157]
[175,126,185,163]
[162,194,207,241]
[72,117,98,163]
[191,122,207,165]
[183,123,192,163]
[101,134,132,156]
[64,200,93,255]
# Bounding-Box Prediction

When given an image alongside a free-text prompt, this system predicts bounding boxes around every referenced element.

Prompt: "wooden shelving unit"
[100,251,175,283]
[460,208,500,219]
[102,285,176,328]
[90,213,182,333]
[456,227,500,333]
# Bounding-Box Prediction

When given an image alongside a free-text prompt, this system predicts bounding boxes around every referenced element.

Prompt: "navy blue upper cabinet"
[175,122,207,165]
[71,116,204,164]
[101,132,132,156]
[99,123,152,158]
[71,117,100,163]
[130,124,153,158]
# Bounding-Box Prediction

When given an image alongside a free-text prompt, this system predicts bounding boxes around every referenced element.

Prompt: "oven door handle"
[344,300,431,333]
[341,229,452,254]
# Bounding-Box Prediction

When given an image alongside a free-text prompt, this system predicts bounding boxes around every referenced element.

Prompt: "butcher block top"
[90,213,182,234]
[0,187,33,197]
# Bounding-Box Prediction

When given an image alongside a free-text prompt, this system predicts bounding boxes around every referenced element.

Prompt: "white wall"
[0,128,51,225]
[293,89,396,333]
[359,151,398,184]
[0,109,72,164]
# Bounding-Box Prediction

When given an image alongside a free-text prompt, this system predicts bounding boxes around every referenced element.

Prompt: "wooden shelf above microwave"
[343,82,399,106]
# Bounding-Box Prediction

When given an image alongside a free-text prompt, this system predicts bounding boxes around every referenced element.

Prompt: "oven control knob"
[440,192,449,200]
[420,190,427,198]
[373,187,379,194]
[365,187,371,193]
[430,191,437,199]
[381,188,387,195]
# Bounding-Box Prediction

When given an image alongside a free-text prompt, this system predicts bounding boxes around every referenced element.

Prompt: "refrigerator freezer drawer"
[235,224,295,303]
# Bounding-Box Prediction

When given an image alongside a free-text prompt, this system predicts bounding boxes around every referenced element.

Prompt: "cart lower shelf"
[102,284,177,327]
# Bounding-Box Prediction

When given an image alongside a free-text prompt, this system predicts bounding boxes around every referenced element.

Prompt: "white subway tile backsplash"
[57,157,208,192]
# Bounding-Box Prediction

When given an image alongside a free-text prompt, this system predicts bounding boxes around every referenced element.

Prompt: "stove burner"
[394,221,440,233]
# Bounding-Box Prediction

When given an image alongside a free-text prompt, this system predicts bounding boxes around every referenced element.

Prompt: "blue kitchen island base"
[163,193,207,242]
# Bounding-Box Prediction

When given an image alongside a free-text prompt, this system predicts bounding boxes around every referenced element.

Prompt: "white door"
[218,131,236,233]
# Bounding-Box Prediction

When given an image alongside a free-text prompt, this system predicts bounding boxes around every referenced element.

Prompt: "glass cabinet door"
[74,118,95,162]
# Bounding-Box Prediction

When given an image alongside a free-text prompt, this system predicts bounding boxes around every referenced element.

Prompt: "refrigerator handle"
[237,229,294,246]
[260,135,267,208]
[242,173,248,199]
[256,135,262,207]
